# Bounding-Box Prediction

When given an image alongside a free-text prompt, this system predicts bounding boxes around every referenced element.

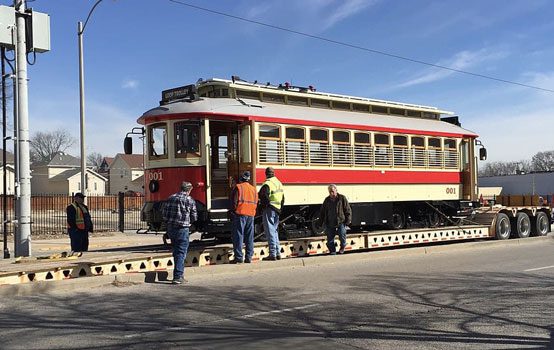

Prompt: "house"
[108,153,144,194]
[97,156,114,192]
[0,149,15,195]
[31,152,107,195]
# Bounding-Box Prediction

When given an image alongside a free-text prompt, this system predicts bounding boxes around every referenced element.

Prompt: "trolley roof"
[140,95,478,138]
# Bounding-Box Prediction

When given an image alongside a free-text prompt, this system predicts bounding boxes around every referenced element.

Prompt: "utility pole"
[78,21,86,197]
[14,0,31,257]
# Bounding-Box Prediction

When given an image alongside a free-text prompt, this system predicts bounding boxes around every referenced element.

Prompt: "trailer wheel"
[532,211,550,236]
[514,212,531,238]
[495,213,511,240]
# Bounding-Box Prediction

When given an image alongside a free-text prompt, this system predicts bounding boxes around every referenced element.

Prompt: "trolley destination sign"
[161,84,197,104]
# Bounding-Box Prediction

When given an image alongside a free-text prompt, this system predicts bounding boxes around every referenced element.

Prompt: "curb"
[1,235,551,297]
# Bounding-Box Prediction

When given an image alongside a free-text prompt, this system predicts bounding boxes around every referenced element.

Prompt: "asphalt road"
[1,237,553,349]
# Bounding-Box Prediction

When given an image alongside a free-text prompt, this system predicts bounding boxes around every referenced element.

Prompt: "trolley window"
[390,108,406,116]
[311,99,330,109]
[393,135,408,146]
[333,130,350,144]
[262,93,285,104]
[310,129,328,142]
[259,124,280,139]
[372,105,388,114]
[285,127,306,164]
[148,123,168,159]
[444,138,457,149]
[428,138,441,148]
[174,122,200,158]
[411,136,424,148]
[353,132,372,166]
[309,128,329,165]
[411,136,425,167]
[332,130,351,165]
[444,138,458,169]
[354,132,371,145]
[428,137,442,168]
[374,133,390,145]
[286,127,305,140]
[333,101,351,111]
[393,135,409,167]
[258,124,282,164]
[374,133,391,166]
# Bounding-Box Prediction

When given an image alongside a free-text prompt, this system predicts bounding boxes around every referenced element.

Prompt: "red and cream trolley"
[125,77,485,239]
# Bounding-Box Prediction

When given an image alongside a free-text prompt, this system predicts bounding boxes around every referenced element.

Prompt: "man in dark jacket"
[66,192,93,253]
[318,184,351,254]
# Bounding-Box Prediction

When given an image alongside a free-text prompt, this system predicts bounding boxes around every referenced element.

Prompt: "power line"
[168,0,554,94]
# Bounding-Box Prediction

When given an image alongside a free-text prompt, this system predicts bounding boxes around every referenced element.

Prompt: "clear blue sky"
[2,0,553,163]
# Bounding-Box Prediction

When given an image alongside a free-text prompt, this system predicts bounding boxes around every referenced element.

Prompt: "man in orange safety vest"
[230,171,258,264]
[66,192,93,253]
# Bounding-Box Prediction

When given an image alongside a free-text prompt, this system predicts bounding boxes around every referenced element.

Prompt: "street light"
[78,0,103,198]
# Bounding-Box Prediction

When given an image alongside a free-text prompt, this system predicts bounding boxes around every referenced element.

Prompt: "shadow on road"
[0,271,552,349]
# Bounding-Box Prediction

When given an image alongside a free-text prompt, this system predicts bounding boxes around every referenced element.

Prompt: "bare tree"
[87,152,103,170]
[30,129,76,163]
[531,150,554,172]
[479,160,531,177]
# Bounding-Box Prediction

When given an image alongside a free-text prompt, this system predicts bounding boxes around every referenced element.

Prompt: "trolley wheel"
[389,210,406,230]
[426,211,443,228]
[514,212,531,238]
[309,210,325,236]
[532,211,550,236]
[495,213,511,240]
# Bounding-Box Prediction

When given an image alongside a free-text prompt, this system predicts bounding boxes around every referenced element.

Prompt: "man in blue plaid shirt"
[162,181,197,284]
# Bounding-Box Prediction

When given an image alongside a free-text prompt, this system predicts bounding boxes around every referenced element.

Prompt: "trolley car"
[124,77,487,240]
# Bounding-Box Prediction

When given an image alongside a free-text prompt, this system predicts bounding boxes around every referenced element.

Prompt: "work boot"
[172,277,185,285]
[262,256,276,261]
[229,259,243,264]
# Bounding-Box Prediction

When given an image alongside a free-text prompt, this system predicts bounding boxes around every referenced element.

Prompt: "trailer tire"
[514,212,531,238]
[532,211,550,236]
[495,213,511,240]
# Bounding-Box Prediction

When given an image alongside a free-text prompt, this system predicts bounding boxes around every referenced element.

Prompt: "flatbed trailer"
[470,194,552,240]
[0,225,493,286]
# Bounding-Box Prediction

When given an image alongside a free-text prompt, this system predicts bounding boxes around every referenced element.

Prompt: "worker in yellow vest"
[230,171,258,263]
[66,192,93,253]
[258,167,284,261]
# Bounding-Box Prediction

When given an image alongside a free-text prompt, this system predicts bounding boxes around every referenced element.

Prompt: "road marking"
[241,303,320,319]
[524,265,554,272]
[120,304,321,338]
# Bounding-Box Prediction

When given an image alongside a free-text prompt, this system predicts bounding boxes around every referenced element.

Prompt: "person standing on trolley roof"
[230,171,258,264]
[162,181,198,285]
[66,192,93,254]
[318,184,352,255]
[258,167,285,261]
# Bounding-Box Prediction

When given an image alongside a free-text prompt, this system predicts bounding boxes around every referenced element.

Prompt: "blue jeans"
[325,224,346,254]
[167,225,190,279]
[263,208,281,257]
[232,214,254,261]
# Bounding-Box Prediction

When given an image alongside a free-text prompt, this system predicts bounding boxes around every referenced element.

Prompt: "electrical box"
[26,9,50,53]
[0,5,15,48]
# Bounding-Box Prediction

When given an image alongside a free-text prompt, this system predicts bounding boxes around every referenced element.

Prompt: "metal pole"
[1,47,9,259]
[78,21,86,198]
[14,0,31,257]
